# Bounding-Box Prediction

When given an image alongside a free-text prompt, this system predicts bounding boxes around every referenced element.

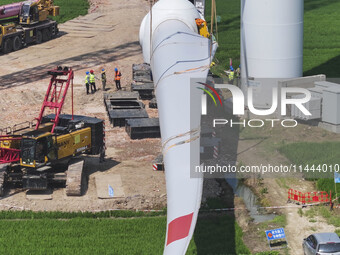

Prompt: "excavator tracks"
[0,164,7,197]
[0,164,8,197]
[65,158,84,196]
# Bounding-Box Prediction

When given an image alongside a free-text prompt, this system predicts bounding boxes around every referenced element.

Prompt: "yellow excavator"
[0,67,105,196]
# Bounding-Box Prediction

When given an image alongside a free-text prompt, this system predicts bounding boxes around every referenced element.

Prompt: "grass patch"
[255,215,288,254]
[255,252,280,255]
[279,142,340,200]
[2,0,89,24]
[305,206,340,228]
[336,229,340,236]
[271,215,287,227]
[279,142,340,168]
[52,0,89,23]
[206,0,340,78]
[317,178,340,201]
[0,217,166,255]
[275,178,291,190]
[257,215,287,239]
[0,209,166,220]
[205,0,240,78]
[0,211,250,255]
[191,215,251,255]
[202,197,226,209]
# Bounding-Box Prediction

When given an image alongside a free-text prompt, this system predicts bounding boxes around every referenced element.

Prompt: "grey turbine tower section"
[139,0,216,254]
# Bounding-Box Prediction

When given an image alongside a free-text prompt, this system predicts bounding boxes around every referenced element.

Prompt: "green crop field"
[1,0,89,23]
[207,0,340,78]
[279,142,340,201]
[0,212,249,255]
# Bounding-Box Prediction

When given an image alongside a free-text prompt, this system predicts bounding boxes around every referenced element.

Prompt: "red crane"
[0,66,74,164]
[35,66,74,133]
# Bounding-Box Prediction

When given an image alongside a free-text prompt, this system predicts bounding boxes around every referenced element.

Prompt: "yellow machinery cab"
[20,126,92,169]
[20,131,56,168]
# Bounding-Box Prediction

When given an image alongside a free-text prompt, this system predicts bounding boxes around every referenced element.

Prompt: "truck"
[0,67,105,196]
[0,0,59,54]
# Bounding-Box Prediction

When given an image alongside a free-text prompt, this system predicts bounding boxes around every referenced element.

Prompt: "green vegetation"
[275,178,291,190]
[257,215,287,238]
[255,252,280,255]
[206,0,240,77]
[202,197,226,209]
[0,209,166,219]
[2,0,89,24]
[279,142,340,200]
[271,215,287,227]
[260,187,268,195]
[0,211,249,255]
[336,229,340,236]
[0,217,166,255]
[254,215,289,255]
[206,0,340,78]
[52,0,89,23]
[191,215,251,255]
[305,206,340,228]
[317,178,340,200]
[279,142,340,167]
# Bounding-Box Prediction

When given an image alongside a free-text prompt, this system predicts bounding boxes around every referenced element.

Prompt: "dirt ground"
[0,0,171,211]
[0,0,221,213]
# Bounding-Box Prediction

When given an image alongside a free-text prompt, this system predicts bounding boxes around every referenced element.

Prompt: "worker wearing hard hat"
[236,65,241,87]
[236,65,241,79]
[101,68,107,91]
[114,68,122,90]
[85,71,90,95]
[228,66,235,84]
[89,70,97,93]
[195,18,210,38]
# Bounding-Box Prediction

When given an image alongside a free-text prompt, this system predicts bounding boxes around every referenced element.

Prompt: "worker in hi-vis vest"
[101,68,107,91]
[195,18,210,38]
[236,65,241,78]
[114,68,122,90]
[228,66,235,84]
[89,70,97,93]
[85,71,90,95]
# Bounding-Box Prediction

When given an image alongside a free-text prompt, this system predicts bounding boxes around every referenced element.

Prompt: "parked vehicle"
[303,233,340,255]
[0,0,59,54]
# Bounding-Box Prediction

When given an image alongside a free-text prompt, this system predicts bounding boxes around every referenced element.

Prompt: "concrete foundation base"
[319,122,340,133]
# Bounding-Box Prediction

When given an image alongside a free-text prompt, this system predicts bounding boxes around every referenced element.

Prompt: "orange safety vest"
[195,18,210,38]
[115,71,121,81]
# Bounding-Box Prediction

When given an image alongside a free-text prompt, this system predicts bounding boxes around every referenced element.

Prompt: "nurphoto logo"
[198,83,312,128]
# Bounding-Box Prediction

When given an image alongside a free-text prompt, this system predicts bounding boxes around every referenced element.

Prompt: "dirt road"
[0,0,148,89]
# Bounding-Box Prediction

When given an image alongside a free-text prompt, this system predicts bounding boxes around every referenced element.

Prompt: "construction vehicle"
[0,0,59,54]
[0,67,105,196]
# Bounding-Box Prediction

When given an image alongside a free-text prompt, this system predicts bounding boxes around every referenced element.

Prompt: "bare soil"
[0,0,169,212]
[0,0,221,213]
